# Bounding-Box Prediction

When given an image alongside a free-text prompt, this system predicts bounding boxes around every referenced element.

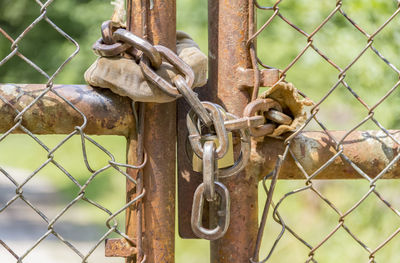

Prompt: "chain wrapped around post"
[85,20,295,242]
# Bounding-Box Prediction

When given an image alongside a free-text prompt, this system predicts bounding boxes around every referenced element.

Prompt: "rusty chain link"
[92,21,296,240]
[92,22,235,241]
[244,98,286,137]
[250,1,400,262]
[93,22,293,138]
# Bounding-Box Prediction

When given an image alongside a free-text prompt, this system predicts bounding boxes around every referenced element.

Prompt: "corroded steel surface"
[208,0,258,262]
[177,3,260,259]
[126,1,176,263]
[177,90,203,238]
[0,84,133,136]
[105,238,137,257]
[251,130,400,180]
[235,68,279,90]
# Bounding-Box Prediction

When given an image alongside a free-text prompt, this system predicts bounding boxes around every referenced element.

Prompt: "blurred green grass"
[1,0,400,262]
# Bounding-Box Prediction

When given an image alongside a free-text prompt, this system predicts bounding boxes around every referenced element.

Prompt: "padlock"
[192,133,234,172]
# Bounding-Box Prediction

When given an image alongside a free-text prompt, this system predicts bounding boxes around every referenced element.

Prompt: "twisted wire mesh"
[249,1,400,262]
[0,1,145,262]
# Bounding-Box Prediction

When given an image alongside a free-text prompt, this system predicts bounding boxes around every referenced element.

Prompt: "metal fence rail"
[250,1,400,262]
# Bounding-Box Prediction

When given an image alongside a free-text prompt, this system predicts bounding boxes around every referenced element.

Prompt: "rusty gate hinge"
[235,67,279,90]
[105,238,137,258]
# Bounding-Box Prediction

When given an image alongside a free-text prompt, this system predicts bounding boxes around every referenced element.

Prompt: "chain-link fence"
[250,1,400,262]
[0,1,145,262]
[2,0,400,262]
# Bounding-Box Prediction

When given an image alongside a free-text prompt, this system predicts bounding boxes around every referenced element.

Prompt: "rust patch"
[0,84,134,136]
[105,238,137,258]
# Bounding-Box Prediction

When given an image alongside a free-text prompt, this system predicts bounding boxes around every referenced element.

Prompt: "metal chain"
[93,21,293,137]
[92,22,297,240]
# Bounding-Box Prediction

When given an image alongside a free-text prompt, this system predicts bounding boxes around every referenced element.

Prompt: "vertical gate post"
[125,1,176,263]
[209,0,259,262]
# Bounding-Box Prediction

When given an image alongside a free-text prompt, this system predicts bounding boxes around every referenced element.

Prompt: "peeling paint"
[0,84,19,97]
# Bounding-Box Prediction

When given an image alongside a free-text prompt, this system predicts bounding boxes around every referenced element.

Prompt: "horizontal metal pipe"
[251,130,400,180]
[0,84,134,136]
[1,85,398,181]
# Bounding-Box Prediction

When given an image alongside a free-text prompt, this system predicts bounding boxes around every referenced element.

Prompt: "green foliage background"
[1,0,400,262]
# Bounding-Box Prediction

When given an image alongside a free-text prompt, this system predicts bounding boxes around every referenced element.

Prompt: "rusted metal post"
[208,0,258,262]
[125,1,176,263]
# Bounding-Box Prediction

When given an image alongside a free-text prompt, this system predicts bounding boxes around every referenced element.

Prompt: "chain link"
[94,24,293,136]
[202,140,218,202]
[174,75,212,126]
[244,98,286,137]
[191,181,231,240]
[96,24,297,240]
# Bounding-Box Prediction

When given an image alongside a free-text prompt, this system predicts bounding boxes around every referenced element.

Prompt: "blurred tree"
[255,0,400,129]
[0,0,113,84]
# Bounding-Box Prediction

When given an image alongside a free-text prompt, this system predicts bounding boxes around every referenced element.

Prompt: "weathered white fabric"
[260,82,313,137]
[85,31,207,103]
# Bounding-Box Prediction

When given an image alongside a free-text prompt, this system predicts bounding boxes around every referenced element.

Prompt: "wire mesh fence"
[2,0,400,262]
[250,0,400,262]
[0,1,145,262]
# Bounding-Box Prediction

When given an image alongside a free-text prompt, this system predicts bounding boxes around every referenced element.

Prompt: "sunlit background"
[1,0,400,262]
